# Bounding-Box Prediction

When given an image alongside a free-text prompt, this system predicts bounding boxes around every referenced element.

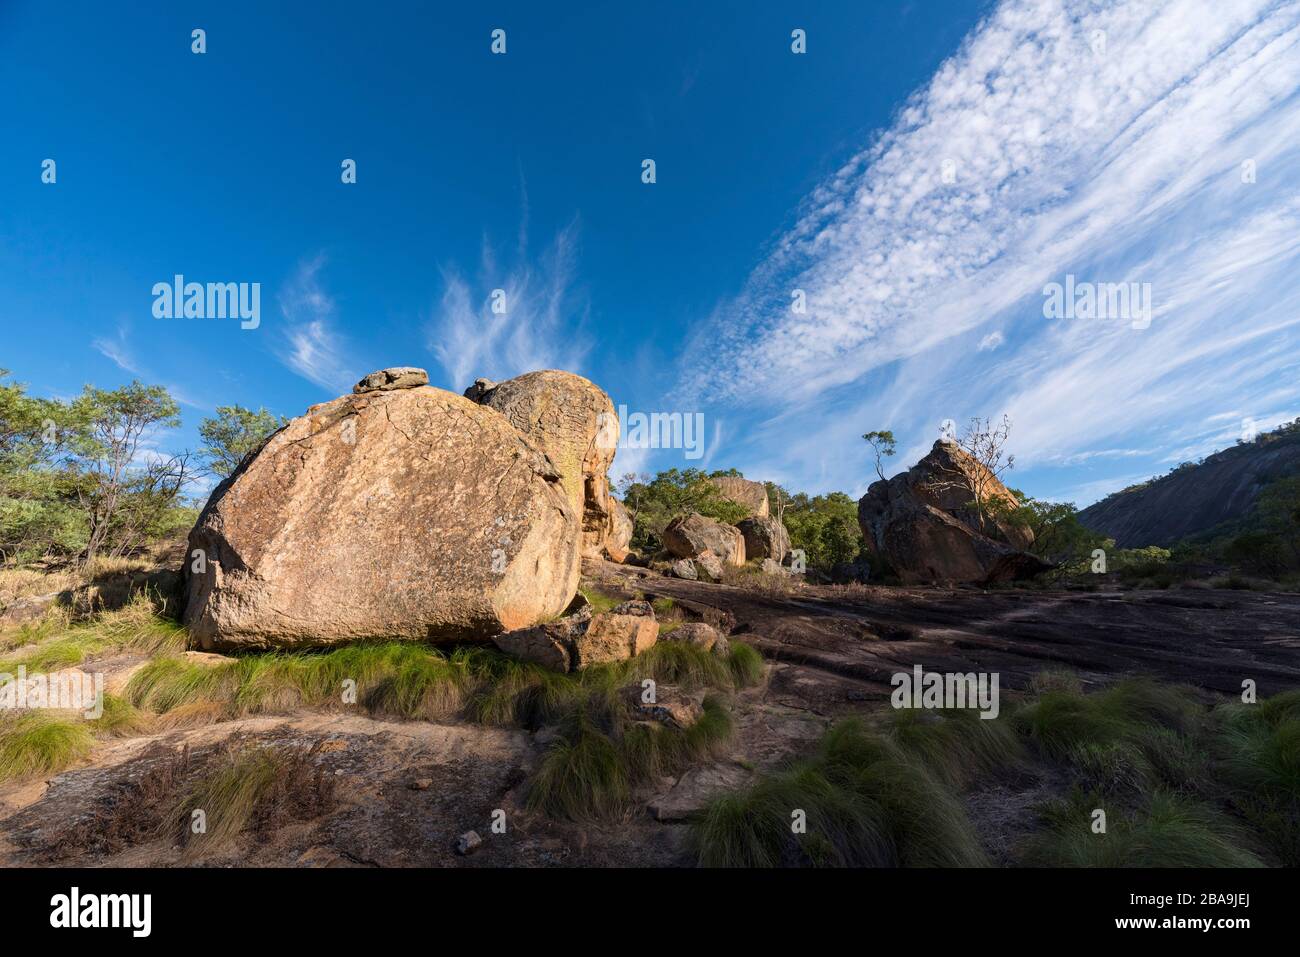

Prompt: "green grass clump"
[528,695,734,820]
[89,693,152,737]
[624,640,734,691]
[170,742,333,857]
[1215,690,1300,865]
[527,712,632,821]
[689,718,987,867]
[172,745,286,854]
[578,588,624,614]
[0,595,185,675]
[1013,678,1205,793]
[1010,676,1300,865]
[1022,790,1265,867]
[887,706,1027,790]
[127,637,763,726]
[725,642,765,688]
[123,635,762,823]
[0,712,95,780]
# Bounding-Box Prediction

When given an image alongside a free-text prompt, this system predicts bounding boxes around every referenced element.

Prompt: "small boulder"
[662,513,745,566]
[572,613,659,670]
[661,621,722,652]
[0,591,60,628]
[759,558,786,576]
[353,367,429,393]
[493,609,657,672]
[737,515,791,564]
[695,550,725,582]
[621,683,704,729]
[491,606,590,672]
[610,599,654,617]
[670,559,698,581]
[456,830,483,856]
[462,378,497,403]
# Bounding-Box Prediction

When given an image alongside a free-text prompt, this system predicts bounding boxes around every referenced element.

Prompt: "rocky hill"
[1078,425,1300,548]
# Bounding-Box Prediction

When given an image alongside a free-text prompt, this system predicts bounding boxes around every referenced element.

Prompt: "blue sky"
[3,0,1299,506]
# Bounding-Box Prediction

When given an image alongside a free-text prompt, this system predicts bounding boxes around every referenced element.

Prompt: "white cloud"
[93,329,144,376]
[428,221,590,391]
[92,326,208,410]
[673,0,1300,501]
[276,257,360,394]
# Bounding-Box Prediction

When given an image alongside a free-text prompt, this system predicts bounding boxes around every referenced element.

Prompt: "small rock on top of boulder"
[353,366,429,393]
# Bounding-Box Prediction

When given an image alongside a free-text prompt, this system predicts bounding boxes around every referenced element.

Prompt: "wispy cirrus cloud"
[428,220,590,392]
[92,328,145,376]
[674,0,1300,504]
[93,325,209,410]
[276,256,361,394]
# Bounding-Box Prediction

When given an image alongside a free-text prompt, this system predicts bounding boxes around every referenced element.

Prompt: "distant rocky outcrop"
[1078,428,1300,547]
[465,370,620,561]
[662,513,746,567]
[858,440,1050,584]
[183,373,581,649]
[708,476,769,517]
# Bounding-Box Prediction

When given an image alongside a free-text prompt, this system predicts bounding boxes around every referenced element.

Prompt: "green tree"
[0,371,85,562]
[66,382,185,563]
[768,484,864,567]
[198,405,285,478]
[862,429,896,483]
[620,468,752,549]
[991,489,1107,577]
[1256,475,1300,566]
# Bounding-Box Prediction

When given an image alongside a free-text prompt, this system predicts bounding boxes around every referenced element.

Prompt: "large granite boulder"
[709,476,769,517]
[662,513,746,566]
[183,380,581,649]
[736,515,790,563]
[858,440,1050,584]
[466,370,619,561]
